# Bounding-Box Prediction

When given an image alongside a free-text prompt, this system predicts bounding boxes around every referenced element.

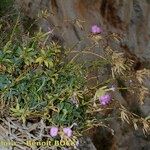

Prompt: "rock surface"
[16,0,150,62]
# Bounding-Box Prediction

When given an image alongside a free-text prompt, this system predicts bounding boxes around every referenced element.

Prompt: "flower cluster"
[49,126,73,138]
[99,93,112,106]
[91,25,102,34]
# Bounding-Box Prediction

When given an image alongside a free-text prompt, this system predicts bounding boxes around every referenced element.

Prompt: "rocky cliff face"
[16,0,150,62]
[15,0,150,150]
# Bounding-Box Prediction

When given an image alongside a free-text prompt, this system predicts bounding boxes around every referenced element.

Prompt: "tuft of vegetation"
[0,0,14,16]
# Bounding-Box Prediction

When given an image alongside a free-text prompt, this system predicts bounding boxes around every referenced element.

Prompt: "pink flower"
[49,126,58,137]
[99,93,111,106]
[63,127,72,137]
[91,25,102,34]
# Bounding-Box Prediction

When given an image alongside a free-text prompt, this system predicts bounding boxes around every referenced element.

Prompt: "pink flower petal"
[91,25,102,34]
[49,127,58,137]
[63,127,72,137]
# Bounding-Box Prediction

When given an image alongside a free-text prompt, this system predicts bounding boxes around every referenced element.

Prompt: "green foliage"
[53,101,86,125]
[0,4,18,49]
[0,30,89,127]
[0,0,14,15]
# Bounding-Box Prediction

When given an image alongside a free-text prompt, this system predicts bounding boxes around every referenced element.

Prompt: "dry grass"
[0,118,57,150]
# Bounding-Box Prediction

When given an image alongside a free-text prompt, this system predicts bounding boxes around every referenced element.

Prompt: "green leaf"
[36,57,43,64]
[94,86,108,100]
[48,60,53,67]
[44,60,49,67]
